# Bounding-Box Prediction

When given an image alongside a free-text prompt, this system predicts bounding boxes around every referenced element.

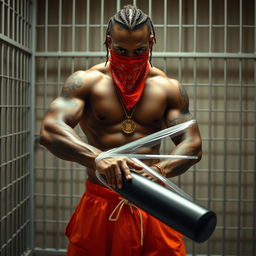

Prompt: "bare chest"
[86,79,167,127]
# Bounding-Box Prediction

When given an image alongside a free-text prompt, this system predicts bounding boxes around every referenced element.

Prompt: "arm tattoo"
[61,72,85,98]
[178,84,189,113]
[167,115,192,127]
[167,85,192,127]
[168,117,186,126]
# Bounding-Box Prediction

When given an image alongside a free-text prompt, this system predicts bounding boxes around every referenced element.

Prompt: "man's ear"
[149,34,155,49]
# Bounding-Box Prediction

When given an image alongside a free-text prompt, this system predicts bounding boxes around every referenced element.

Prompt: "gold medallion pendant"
[113,85,137,134]
[122,119,136,134]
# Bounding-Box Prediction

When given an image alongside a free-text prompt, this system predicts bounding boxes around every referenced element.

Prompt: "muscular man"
[40,5,202,256]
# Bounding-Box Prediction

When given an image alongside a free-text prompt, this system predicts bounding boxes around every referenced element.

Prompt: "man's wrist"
[153,164,167,177]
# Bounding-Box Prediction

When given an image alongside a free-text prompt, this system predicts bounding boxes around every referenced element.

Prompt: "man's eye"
[118,49,127,55]
[135,49,145,55]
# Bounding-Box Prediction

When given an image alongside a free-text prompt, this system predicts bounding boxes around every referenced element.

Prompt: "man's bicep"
[165,80,192,124]
[165,109,192,127]
[45,70,88,127]
[45,97,85,128]
[166,109,199,146]
[165,80,193,144]
[61,71,87,98]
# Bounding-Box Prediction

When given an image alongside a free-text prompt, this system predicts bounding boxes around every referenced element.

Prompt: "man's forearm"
[156,139,202,178]
[39,120,101,168]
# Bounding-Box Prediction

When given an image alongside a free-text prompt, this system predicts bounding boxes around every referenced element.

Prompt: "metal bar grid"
[222,1,228,254]
[28,0,37,252]
[35,23,256,28]
[0,0,33,255]
[86,0,90,68]
[0,0,32,47]
[207,1,213,254]
[34,51,256,58]
[191,1,197,253]
[55,56,61,251]
[33,0,255,255]
[42,56,47,249]
[236,2,243,254]
[0,47,32,255]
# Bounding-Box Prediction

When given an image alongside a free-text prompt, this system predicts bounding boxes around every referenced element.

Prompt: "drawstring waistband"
[109,197,144,246]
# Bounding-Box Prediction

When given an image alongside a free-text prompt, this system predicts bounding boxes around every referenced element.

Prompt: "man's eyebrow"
[135,46,147,50]
[115,46,128,50]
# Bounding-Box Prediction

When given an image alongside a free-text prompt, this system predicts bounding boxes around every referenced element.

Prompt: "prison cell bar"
[222,0,228,254]
[29,0,36,253]
[237,1,243,255]
[191,1,198,254]
[0,0,33,255]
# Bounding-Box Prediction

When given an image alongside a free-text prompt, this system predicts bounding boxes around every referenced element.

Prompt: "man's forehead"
[111,23,149,43]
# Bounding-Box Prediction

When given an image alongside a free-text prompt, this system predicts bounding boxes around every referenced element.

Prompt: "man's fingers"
[127,159,143,170]
[110,169,116,188]
[114,165,122,189]
[133,168,159,182]
[105,168,115,188]
[121,162,132,180]
[105,171,112,187]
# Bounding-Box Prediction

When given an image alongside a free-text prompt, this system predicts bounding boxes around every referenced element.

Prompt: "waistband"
[86,179,121,202]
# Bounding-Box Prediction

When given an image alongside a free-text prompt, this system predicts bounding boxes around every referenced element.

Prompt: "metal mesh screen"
[0,0,34,255]
[34,0,255,255]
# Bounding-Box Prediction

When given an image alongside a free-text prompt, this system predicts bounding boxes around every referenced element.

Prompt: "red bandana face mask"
[110,50,150,111]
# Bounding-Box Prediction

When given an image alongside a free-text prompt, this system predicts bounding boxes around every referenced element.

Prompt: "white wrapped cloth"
[95,120,198,200]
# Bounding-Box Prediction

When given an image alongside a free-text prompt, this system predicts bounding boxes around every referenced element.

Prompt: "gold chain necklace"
[114,86,137,134]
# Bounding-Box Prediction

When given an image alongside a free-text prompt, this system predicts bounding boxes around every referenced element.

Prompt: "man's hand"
[134,167,164,185]
[95,157,143,189]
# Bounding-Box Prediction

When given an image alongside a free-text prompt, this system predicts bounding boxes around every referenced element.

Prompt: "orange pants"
[65,180,186,256]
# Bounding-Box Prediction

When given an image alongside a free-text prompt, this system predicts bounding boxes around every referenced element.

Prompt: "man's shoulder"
[148,66,180,91]
[89,62,110,76]
[148,66,186,108]
[69,63,110,86]
[75,63,109,82]
[61,64,110,98]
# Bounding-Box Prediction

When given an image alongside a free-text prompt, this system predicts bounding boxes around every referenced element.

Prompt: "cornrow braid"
[104,5,156,66]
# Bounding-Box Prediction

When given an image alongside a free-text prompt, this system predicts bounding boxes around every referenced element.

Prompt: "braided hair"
[104,5,156,66]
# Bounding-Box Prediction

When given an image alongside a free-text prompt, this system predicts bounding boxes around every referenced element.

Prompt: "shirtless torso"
[39,23,202,189]
[83,64,166,183]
